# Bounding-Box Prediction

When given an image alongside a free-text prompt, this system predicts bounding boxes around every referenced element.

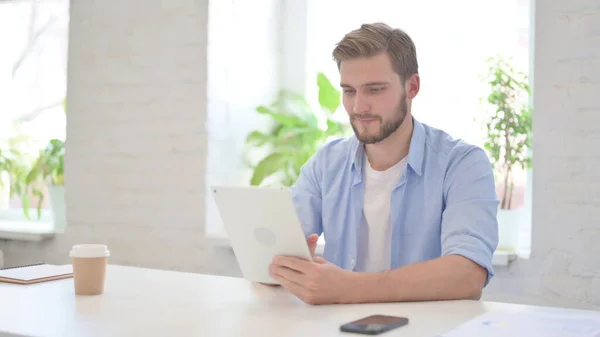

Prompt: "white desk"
[0,264,597,337]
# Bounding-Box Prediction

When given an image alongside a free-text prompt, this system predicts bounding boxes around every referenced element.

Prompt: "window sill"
[0,221,55,241]
[206,233,519,267]
[0,208,55,241]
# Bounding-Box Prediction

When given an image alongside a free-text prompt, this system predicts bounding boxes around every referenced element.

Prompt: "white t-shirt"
[355,154,408,273]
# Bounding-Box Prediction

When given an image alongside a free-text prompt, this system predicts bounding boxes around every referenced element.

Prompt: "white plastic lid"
[69,244,110,258]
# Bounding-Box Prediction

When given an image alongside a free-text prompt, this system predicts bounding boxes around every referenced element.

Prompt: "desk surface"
[0,264,597,337]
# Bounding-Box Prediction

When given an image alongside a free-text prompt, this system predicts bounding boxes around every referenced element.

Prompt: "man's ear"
[405,74,420,99]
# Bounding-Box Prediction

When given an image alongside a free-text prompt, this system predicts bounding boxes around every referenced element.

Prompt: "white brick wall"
[483,0,600,310]
[62,0,210,271]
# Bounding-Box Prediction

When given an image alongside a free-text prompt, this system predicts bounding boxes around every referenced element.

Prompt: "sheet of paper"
[0,264,72,281]
[439,310,600,337]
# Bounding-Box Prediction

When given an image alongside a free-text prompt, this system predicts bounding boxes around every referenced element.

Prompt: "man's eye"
[370,87,384,93]
[343,90,355,94]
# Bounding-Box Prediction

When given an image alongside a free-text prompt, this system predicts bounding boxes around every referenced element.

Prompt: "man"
[268,23,499,305]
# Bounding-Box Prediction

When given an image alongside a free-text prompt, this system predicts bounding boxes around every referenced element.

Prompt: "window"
[207,0,533,254]
[303,0,532,254]
[0,0,69,226]
[204,0,282,239]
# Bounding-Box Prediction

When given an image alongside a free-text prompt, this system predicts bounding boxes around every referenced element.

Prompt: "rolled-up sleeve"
[441,146,499,286]
[291,150,324,238]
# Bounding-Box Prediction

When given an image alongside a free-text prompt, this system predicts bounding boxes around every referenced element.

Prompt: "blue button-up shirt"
[291,118,499,284]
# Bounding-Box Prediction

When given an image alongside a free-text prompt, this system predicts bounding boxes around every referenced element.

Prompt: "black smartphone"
[340,314,409,335]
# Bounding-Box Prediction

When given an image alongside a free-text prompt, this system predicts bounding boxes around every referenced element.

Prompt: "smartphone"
[340,314,409,335]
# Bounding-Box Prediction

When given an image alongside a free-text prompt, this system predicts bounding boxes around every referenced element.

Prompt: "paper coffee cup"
[69,244,110,295]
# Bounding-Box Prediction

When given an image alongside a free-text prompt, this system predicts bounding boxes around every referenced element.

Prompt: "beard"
[350,92,408,144]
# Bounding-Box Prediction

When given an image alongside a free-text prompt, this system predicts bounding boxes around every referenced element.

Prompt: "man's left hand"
[269,255,353,305]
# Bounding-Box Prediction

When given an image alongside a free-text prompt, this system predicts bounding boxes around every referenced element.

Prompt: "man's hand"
[269,234,353,305]
[258,234,321,287]
[305,233,319,258]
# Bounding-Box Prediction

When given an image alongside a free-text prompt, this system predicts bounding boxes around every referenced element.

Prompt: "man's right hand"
[258,233,320,286]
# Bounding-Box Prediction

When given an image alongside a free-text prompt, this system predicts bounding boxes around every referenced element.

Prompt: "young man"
[268,23,499,305]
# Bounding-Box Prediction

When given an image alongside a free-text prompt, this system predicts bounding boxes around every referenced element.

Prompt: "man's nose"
[352,94,370,114]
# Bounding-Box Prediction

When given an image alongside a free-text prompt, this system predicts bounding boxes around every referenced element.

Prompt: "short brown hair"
[332,22,418,81]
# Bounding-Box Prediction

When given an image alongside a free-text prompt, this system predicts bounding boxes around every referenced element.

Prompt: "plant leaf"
[256,106,306,127]
[325,119,344,136]
[250,152,285,186]
[245,131,271,146]
[317,72,341,114]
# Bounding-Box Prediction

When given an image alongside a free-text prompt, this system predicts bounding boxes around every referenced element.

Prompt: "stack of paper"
[440,310,600,337]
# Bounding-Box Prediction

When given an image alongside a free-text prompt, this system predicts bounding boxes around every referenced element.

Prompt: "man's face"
[340,52,408,144]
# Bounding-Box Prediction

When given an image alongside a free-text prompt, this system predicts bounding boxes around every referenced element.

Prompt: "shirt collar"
[350,117,426,176]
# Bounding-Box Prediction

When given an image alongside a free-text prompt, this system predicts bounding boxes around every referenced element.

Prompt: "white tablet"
[210,185,313,284]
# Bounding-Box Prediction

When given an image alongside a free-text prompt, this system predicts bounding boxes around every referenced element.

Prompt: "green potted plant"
[23,98,66,230]
[0,131,37,214]
[481,55,532,251]
[245,72,350,187]
[24,138,65,226]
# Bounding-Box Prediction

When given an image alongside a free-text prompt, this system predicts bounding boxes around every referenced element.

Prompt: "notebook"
[0,263,73,285]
